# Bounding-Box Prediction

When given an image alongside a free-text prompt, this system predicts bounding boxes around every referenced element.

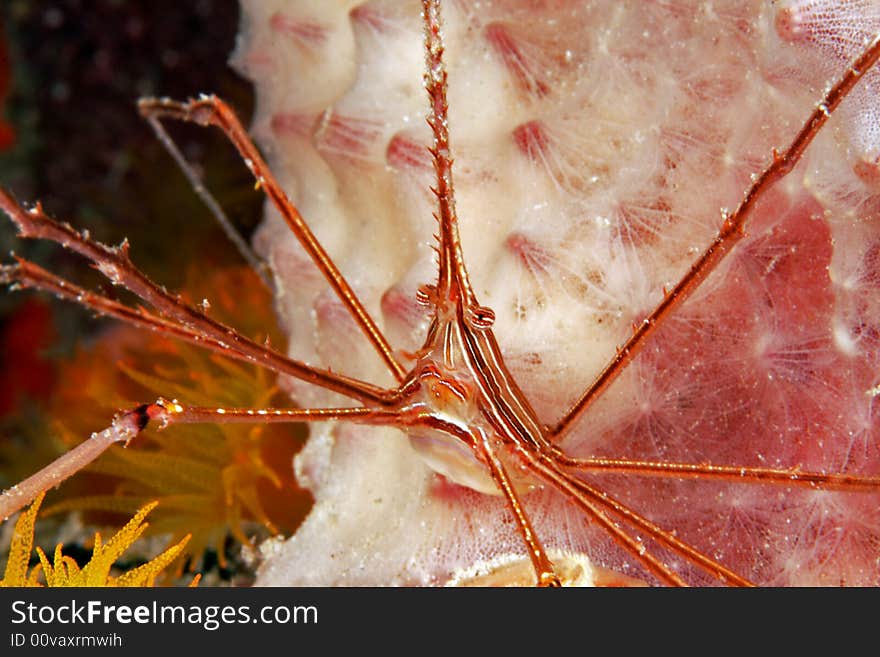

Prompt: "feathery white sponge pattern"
[234,0,880,585]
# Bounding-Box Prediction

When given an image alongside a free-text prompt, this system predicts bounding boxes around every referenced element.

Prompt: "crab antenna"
[422,0,477,310]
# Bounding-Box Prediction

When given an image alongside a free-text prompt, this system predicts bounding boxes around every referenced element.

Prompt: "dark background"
[0,0,262,415]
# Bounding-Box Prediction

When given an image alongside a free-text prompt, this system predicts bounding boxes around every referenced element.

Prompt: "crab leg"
[523,448,753,586]
[0,406,149,522]
[137,95,407,383]
[1,258,389,405]
[554,453,880,492]
[0,398,403,522]
[475,429,562,586]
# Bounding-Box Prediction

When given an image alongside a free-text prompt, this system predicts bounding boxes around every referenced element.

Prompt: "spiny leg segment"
[0,396,397,522]
[553,453,880,492]
[475,430,562,586]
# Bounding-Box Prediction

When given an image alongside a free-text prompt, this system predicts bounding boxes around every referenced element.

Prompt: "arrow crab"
[2,0,880,586]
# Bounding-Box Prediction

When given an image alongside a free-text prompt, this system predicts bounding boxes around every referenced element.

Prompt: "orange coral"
[27,266,311,573]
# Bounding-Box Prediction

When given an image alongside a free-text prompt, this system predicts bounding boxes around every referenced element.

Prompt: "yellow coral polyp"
[19,267,311,570]
[0,493,194,587]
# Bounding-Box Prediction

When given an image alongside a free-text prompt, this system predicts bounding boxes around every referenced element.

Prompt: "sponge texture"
[234,0,880,585]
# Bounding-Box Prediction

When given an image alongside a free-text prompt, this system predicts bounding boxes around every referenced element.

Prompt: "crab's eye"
[467,305,495,329]
[416,284,437,306]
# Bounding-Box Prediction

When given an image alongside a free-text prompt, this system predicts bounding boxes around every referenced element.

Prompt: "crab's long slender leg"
[0,406,149,522]
[143,113,273,289]
[554,454,880,492]
[137,96,407,383]
[518,448,691,586]
[1,258,388,404]
[0,399,403,522]
[548,32,880,439]
[0,189,239,336]
[156,400,401,427]
[522,449,754,586]
[474,430,561,586]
